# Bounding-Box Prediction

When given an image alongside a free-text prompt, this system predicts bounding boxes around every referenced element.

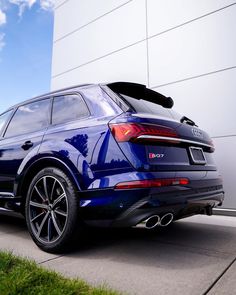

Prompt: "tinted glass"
[120,94,185,121]
[0,110,13,135]
[5,99,50,137]
[52,94,89,125]
[121,94,174,118]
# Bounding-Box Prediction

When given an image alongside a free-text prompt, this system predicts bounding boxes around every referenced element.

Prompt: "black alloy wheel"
[25,167,80,253]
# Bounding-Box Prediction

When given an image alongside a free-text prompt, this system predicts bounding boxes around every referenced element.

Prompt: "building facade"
[52,0,236,210]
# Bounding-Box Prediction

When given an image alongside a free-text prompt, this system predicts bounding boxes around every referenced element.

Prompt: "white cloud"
[0,9,6,25]
[0,0,55,17]
[40,0,54,11]
[9,0,36,8]
[0,33,5,51]
[8,0,55,16]
[9,0,36,16]
[0,0,54,56]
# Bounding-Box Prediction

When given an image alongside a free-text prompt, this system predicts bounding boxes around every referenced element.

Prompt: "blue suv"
[0,82,224,252]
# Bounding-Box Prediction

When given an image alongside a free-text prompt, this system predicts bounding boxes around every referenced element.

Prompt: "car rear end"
[80,83,224,228]
[105,83,224,226]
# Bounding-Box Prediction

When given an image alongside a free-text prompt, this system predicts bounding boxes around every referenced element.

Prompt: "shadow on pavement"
[1,212,236,271]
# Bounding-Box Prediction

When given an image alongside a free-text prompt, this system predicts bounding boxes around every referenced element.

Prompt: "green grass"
[0,251,120,295]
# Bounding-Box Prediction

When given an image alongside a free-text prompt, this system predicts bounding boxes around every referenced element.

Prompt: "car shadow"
[0,212,26,233]
[1,212,236,271]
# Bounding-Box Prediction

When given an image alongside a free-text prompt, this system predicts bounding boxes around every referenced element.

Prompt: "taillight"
[115,178,189,189]
[109,123,178,143]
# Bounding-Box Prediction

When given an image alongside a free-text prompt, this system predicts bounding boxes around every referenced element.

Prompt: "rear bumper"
[79,174,224,227]
[110,190,224,228]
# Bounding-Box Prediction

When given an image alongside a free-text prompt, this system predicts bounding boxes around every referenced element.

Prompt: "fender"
[15,140,95,197]
[15,155,81,196]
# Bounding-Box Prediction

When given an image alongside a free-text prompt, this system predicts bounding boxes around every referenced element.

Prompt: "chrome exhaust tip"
[160,213,174,227]
[145,215,161,229]
[136,215,160,229]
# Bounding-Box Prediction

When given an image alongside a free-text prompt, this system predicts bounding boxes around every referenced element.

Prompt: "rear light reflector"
[109,123,178,143]
[115,178,189,189]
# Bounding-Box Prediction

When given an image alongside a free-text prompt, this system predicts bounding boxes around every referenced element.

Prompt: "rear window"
[120,94,178,119]
[52,94,89,125]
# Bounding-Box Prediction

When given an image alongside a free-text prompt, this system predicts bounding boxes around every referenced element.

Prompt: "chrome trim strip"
[213,208,236,217]
[0,192,15,198]
[215,208,236,212]
[137,135,214,149]
[0,207,13,211]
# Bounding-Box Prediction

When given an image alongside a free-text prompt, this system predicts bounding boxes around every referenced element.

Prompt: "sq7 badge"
[149,153,164,159]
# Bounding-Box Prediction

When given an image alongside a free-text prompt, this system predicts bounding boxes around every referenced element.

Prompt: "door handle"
[21,141,34,150]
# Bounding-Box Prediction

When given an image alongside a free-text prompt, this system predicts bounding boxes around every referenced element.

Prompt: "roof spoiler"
[107,82,174,109]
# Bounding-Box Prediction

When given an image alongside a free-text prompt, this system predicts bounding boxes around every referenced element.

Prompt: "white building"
[51,0,236,210]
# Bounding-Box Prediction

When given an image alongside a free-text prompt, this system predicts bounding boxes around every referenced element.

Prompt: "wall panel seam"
[148,2,236,41]
[54,1,236,43]
[55,0,70,10]
[151,66,236,89]
[52,3,236,79]
[52,38,147,78]
[212,135,236,139]
[54,0,133,43]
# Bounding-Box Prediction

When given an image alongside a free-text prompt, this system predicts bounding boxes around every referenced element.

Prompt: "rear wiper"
[180,116,198,127]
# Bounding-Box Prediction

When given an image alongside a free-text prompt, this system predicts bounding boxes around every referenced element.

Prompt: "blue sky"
[0,0,54,113]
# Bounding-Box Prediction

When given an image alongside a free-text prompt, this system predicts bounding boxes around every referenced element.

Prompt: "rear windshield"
[120,94,182,120]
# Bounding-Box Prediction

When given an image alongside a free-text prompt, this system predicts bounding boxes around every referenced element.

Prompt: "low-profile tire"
[25,167,81,253]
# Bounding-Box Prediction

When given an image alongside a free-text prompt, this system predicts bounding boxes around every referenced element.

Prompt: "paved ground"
[1,213,236,295]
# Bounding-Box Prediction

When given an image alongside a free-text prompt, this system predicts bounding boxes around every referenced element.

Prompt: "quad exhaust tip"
[145,215,161,229]
[160,213,174,227]
[136,213,174,229]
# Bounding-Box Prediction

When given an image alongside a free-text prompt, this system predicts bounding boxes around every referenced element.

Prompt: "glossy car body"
[0,82,224,251]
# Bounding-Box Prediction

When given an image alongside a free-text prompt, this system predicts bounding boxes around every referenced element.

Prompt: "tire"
[25,167,81,253]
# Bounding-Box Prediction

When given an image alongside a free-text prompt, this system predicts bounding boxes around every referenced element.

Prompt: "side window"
[0,110,13,136]
[52,94,89,125]
[4,99,50,138]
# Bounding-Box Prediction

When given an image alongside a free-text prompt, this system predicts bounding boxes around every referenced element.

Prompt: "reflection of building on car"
[0,82,224,252]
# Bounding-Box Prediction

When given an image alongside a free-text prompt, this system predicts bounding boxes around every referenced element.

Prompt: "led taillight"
[109,123,178,143]
[115,178,189,189]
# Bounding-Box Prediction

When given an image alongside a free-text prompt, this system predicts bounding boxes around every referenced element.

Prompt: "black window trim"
[2,97,51,139]
[0,108,16,139]
[100,85,130,113]
[51,91,91,126]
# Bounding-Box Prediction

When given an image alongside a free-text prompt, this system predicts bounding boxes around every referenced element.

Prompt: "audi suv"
[0,82,224,252]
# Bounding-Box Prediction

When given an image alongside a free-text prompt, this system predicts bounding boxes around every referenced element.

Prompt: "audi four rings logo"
[192,128,203,139]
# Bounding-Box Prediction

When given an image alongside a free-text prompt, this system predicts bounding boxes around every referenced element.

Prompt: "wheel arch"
[16,156,82,210]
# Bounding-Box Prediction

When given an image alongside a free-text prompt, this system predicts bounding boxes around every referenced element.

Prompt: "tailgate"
[109,113,216,172]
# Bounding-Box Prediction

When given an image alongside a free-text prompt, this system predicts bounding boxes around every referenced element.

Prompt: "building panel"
[147,0,235,37]
[154,68,236,137]
[52,0,146,77]
[54,0,131,41]
[51,41,148,89]
[148,5,236,87]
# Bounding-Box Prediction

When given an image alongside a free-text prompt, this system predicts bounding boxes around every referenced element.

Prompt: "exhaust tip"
[145,215,160,229]
[160,213,174,227]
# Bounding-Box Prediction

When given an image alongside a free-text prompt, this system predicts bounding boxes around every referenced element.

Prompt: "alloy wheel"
[28,176,68,244]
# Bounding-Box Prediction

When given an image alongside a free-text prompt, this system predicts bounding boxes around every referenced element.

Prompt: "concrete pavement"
[1,213,236,295]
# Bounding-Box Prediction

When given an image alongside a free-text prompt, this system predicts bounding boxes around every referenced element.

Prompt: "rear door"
[0,99,51,195]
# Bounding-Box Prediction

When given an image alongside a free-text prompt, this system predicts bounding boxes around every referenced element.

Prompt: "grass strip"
[0,251,120,295]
